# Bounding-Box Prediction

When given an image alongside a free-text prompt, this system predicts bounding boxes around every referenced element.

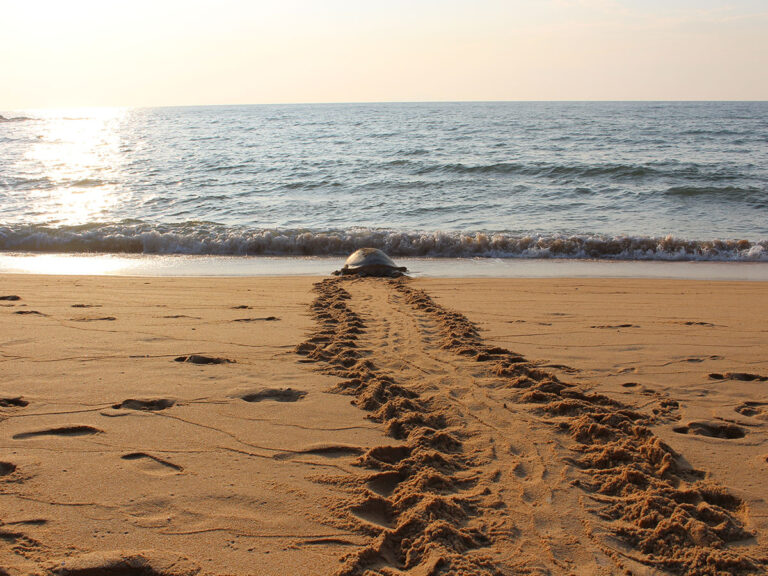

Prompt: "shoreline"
[1,274,766,574]
[2,253,768,281]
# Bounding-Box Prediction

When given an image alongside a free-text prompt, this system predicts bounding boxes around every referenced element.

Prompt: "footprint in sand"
[112,398,176,411]
[735,401,768,420]
[673,421,746,439]
[0,396,28,408]
[0,295,21,301]
[13,310,46,316]
[48,550,198,575]
[13,425,102,440]
[71,304,102,308]
[709,372,768,382]
[652,398,680,419]
[4,519,47,527]
[0,461,17,476]
[121,452,183,475]
[233,316,280,322]
[71,316,116,322]
[273,444,364,460]
[174,355,234,365]
[591,323,636,329]
[675,356,722,364]
[238,388,307,403]
[298,445,364,457]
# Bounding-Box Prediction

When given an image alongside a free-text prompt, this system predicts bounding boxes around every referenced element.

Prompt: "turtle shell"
[333,248,407,277]
[344,248,399,269]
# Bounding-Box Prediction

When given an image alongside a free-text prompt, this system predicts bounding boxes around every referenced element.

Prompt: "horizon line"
[4,98,767,112]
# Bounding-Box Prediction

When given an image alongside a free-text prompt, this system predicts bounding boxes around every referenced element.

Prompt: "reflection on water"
[0,254,340,276]
[0,253,766,281]
[0,254,142,275]
[22,108,126,225]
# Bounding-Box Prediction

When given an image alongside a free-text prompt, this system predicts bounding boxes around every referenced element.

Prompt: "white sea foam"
[0,223,765,262]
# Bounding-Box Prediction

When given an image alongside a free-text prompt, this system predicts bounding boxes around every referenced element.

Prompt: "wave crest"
[0,223,765,262]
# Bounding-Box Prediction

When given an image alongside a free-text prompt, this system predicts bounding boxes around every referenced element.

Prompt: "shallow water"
[2,253,767,281]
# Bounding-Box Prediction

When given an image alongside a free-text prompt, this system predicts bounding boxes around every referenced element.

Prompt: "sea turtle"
[333,248,407,277]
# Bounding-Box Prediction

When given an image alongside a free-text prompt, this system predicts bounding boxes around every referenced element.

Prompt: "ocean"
[1,101,767,275]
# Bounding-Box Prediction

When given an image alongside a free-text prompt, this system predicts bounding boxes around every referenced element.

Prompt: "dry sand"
[1,274,766,575]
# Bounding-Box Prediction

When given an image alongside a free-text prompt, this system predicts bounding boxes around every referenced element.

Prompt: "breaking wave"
[0,222,765,262]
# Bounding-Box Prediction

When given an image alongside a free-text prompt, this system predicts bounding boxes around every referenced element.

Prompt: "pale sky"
[1,0,766,109]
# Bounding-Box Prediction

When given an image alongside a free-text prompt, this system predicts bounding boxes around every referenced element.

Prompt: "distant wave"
[0,115,34,123]
[410,161,745,182]
[414,162,657,179]
[664,185,765,202]
[0,176,112,191]
[0,222,765,262]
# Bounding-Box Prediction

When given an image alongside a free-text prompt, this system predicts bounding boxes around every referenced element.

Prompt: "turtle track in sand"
[296,278,508,575]
[296,277,764,576]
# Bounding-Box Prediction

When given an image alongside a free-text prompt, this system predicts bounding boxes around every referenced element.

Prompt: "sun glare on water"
[24,107,127,226]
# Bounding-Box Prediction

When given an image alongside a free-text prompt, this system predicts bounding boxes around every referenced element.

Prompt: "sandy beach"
[1,274,767,575]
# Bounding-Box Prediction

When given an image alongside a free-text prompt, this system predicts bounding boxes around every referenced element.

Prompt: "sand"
[1,274,766,575]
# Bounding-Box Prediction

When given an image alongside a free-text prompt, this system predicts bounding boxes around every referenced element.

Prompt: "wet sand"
[1,275,766,575]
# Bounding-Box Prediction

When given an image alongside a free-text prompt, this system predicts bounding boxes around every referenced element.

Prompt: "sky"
[1,0,766,109]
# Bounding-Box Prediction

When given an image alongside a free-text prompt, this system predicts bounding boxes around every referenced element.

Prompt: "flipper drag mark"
[391,279,762,576]
[297,278,500,575]
[297,276,764,575]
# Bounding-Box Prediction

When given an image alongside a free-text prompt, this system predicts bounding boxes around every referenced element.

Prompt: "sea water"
[1,102,766,275]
